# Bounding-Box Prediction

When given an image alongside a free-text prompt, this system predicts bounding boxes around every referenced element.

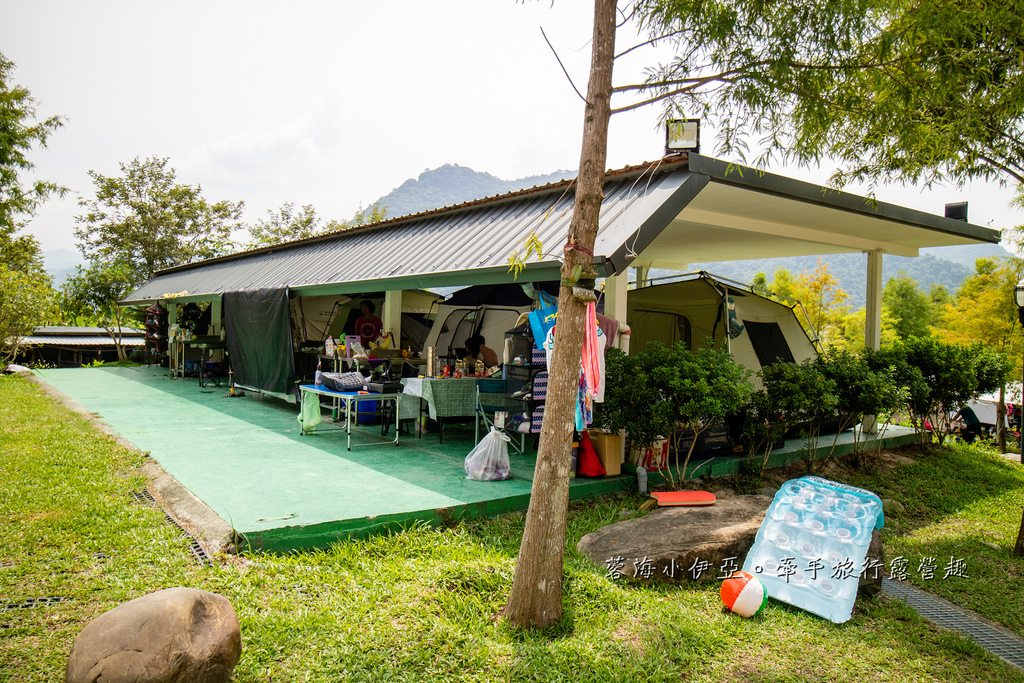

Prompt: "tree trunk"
[997,384,1007,452]
[503,0,617,629]
[1015,509,1024,557]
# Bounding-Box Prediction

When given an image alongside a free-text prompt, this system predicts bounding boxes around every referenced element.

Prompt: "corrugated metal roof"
[20,336,147,347]
[32,326,145,336]
[122,159,691,304]
[122,154,1000,305]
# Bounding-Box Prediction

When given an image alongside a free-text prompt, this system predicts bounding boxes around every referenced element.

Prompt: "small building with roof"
[16,326,146,368]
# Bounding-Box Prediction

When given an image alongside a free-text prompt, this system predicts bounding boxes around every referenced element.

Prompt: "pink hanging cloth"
[581,301,601,398]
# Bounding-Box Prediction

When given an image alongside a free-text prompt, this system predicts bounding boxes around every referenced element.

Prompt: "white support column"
[603,272,631,466]
[863,250,884,434]
[603,273,628,326]
[383,290,403,347]
[865,250,883,351]
[636,266,650,289]
[210,298,222,334]
[210,298,223,361]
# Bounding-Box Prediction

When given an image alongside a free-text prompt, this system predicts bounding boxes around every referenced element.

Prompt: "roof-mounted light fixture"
[665,119,700,156]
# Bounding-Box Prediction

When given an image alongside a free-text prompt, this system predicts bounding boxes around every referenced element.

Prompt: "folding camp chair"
[475,379,525,455]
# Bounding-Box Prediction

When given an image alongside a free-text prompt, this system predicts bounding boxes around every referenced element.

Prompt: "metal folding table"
[297,385,401,451]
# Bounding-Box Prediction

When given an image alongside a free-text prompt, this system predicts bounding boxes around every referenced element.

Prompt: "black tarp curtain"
[223,288,296,395]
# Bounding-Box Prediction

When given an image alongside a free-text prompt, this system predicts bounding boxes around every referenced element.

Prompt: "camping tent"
[423,283,549,363]
[626,273,819,378]
[289,290,443,345]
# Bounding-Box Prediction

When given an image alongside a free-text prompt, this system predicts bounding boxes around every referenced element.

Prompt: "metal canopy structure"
[122,154,1000,306]
[602,155,999,273]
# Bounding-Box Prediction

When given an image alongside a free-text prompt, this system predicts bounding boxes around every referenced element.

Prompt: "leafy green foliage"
[812,348,904,459]
[246,201,388,249]
[0,52,62,364]
[597,345,679,454]
[0,264,54,365]
[633,0,1024,186]
[883,273,933,340]
[971,343,1014,398]
[74,156,244,282]
[748,360,838,473]
[61,261,142,360]
[935,256,1023,367]
[0,51,65,241]
[864,337,1006,448]
[666,342,753,484]
[597,341,752,484]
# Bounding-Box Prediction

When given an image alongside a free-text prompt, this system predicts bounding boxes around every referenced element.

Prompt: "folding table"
[297,385,401,451]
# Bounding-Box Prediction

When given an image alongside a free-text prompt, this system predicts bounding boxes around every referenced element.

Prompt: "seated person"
[355,300,384,348]
[465,334,499,367]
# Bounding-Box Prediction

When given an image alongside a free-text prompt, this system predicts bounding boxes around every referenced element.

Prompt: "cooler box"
[356,399,377,424]
[587,429,622,476]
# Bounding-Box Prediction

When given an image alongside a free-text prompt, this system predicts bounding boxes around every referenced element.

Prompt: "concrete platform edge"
[22,369,237,557]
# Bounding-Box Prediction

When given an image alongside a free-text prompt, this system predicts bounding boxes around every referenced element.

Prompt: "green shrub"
[865,337,1013,449]
[748,359,837,473]
[596,341,752,485]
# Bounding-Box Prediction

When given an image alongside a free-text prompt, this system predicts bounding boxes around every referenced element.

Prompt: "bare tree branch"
[614,31,684,60]
[541,26,587,103]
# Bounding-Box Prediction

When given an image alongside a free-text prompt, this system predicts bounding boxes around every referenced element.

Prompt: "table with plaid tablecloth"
[399,377,479,420]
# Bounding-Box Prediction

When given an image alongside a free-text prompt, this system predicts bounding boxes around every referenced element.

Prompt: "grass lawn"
[2,373,1023,682]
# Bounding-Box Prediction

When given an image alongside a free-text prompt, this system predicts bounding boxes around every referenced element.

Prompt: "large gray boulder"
[579,495,885,597]
[577,495,774,582]
[65,587,241,683]
[859,528,885,597]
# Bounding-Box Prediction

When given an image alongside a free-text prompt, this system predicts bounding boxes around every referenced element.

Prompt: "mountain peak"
[375,164,575,218]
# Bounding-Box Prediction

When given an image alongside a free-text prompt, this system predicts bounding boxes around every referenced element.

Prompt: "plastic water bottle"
[314,360,323,387]
[636,466,648,495]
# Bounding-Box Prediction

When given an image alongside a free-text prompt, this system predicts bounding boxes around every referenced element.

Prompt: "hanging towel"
[596,313,619,350]
[581,301,601,400]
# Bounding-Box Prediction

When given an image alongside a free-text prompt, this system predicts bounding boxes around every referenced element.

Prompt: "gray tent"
[626,273,819,378]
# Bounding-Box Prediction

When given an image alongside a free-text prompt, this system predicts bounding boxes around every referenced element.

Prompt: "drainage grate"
[882,578,1024,670]
[131,489,211,566]
[129,489,157,506]
[161,510,212,566]
[2,596,67,611]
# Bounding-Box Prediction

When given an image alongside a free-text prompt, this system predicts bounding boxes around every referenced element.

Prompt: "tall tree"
[633,0,1024,187]
[74,156,243,282]
[246,201,388,249]
[0,52,63,365]
[61,261,140,360]
[246,202,321,248]
[791,259,849,343]
[504,0,617,629]
[928,283,952,327]
[831,307,898,353]
[507,0,1024,629]
[882,272,933,340]
[934,256,1023,448]
[0,52,65,255]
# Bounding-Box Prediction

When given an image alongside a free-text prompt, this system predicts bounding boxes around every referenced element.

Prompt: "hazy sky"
[4,1,1021,254]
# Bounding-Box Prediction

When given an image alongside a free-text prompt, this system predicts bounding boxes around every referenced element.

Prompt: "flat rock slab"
[578,494,885,596]
[578,495,774,582]
[66,587,241,683]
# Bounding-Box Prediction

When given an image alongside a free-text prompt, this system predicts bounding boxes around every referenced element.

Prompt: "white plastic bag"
[465,427,512,481]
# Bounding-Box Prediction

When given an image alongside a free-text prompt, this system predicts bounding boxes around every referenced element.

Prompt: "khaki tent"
[626,273,819,378]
